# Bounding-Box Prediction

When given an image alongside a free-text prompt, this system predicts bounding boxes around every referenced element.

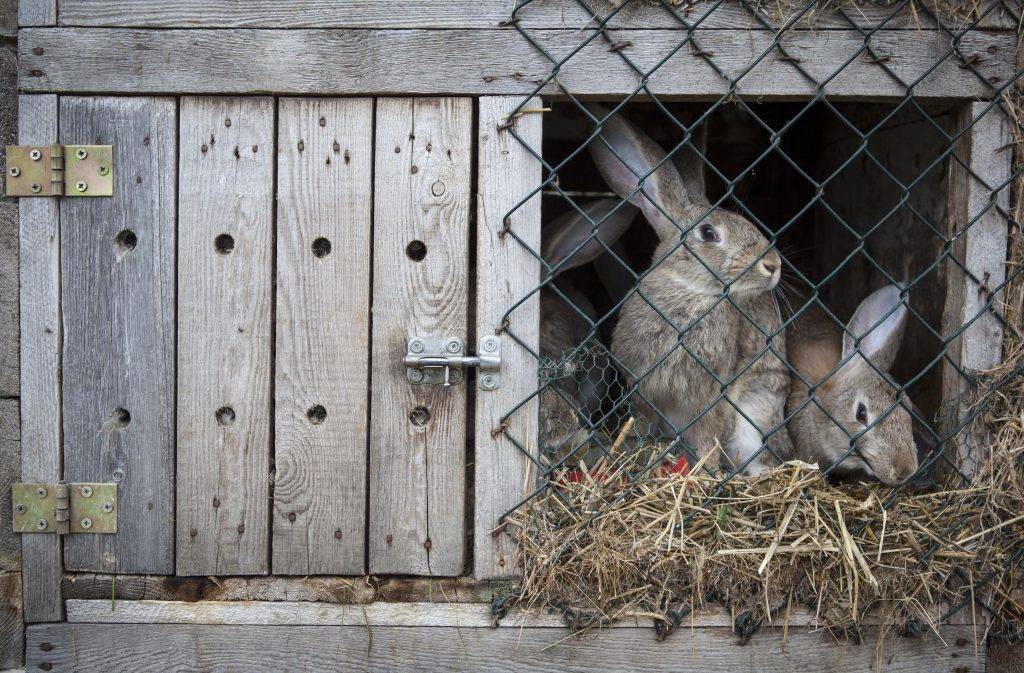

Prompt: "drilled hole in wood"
[214,233,235,255]
[406,240,427,262]
[215,406,235,427]
[307,404,327,425]
[409,406,430,427]
[115,229,137,252]
[108,408,131,429]
[311,237,332,258]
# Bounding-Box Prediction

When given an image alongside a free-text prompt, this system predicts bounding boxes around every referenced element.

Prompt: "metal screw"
[35,519,47,531]
[449,370,463,384]
[102,502,113,513]
[75,148,88,160]
[408,369,424,383]
[8,166,20,177]
[481,374,497,389]
[409,339,424,354]
[80,485,93,498]
[30,183,41,194]
[28,149,41,161]
[446,339,461,354]
[14,504,25,514]
[98,165,110,176]
[75,181,88,193]
[36,487,47,498]
[483,338,498,352]
[80,517,93,529]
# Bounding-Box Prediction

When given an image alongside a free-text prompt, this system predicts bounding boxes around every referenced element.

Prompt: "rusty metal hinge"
[5,144,114,197]
[12,482,118,534]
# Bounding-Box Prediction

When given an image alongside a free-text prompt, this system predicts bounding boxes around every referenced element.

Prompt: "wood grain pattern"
[0,572,22,669]
[17,94,61,622]
[369,98,472,576]
[273,98,372,575]
[474,97,542,579]
[941,102,1012,479]
[60,96,176,575]
[18,28,1014,100]
[18,0,55,26]
[0,400,20,574]
[26,622,984,672]
[52,0,1019,30]
[177,97,274,576]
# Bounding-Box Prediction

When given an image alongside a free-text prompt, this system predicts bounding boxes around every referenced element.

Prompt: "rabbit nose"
[757,259,778,277]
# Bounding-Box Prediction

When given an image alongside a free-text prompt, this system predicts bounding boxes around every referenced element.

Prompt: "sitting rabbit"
[587,105,792,473]
[785,285,918,485]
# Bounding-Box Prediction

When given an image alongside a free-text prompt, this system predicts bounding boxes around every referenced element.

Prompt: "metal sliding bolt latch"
[404,336,502,390]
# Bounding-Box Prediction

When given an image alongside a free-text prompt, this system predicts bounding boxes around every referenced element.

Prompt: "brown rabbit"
[786,285,918,485]
[538,199,638,458]
[588,106,791,471]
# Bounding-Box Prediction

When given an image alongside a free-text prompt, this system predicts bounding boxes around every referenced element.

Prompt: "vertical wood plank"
[474,97,542,578]
[177,97,274,576]
[272,98,372,574]
[19,1,56,26]
[369,98,472,576]
[61,97,176,574]
[942,102,1012,478]
[17,94,61,620]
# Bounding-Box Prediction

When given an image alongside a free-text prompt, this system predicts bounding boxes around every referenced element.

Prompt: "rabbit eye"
[698,224,719,243]
[856,403,868,425]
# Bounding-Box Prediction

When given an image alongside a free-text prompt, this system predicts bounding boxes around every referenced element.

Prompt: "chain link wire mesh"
[492,0,1024,637]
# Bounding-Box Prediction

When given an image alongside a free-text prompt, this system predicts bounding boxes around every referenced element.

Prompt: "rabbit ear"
[587,104,708,241]
[842,285,908,371]
[542,198,638,273]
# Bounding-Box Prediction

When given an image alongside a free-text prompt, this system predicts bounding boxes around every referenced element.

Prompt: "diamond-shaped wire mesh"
[491,0,1024,637]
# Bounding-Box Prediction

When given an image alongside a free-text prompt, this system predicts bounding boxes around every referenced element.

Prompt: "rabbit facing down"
[587,106,792,471]
[785,285,918,485]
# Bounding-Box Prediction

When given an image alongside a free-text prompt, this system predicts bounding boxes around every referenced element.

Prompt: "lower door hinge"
[12,482,118,534]
[5,144,114,197]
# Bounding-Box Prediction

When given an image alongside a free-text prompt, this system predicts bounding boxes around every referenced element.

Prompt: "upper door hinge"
[5,144,114,197]
[12,482,118,534]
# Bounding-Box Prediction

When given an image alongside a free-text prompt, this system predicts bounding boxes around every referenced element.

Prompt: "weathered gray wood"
[60,97,176,575]
[273,98,372,575]
[474,97,542,579]
[0,573,22,669]
[26,622,984,672]
[17,0,54,26]
[17,94,60,622]
[369,98,472,576]
[0,401,19,573]
[177,97,274,576]
[52,0,1019,30]
[18,28,1013,100]
[0,44,17,396]
[941,102,1012,479]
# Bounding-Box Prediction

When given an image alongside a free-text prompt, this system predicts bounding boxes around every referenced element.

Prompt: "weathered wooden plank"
[273,98,372,575]
[60,97,176,575]
[17,94,60,622]
[369,98,472,576]
[18,28,1013,100]
[0,573,22,669]
[27,622,984,672]
[474,97,542,579]
[0,45,17,396]
[0,400,19,574]
[177,97,274,576]
[18,0,55,27]
[52,0,1019,30]
[941,102,1012,479]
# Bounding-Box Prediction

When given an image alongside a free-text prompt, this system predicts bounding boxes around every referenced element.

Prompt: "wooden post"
[474,96,542,579]
[942,101,1012,479]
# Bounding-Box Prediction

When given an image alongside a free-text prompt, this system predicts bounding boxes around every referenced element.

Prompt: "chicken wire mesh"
[490,0,1024,638]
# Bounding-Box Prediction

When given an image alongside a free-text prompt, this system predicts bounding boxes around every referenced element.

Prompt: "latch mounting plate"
[6,144,114,197]
[404,335,502,390]
[12,482,118,534]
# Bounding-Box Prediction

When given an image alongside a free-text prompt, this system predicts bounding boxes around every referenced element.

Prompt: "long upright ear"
[842,285,908,372]
[587,104,708,242]
[541,198,638,273]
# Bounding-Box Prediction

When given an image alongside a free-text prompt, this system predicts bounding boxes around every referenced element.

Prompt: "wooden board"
[16,94,61,622]
[60,96,176,575]
[369,98,472,576]
[0,400,20,573]
[18,0,55,26]
[0,572,22,669]
[18,28,1014,100]
[52,0,1020,30]
[26,622,984,672]
[474,97,542,579]
[941,102,1012,479]
[273,98,372,575]
[176,97,274,576]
